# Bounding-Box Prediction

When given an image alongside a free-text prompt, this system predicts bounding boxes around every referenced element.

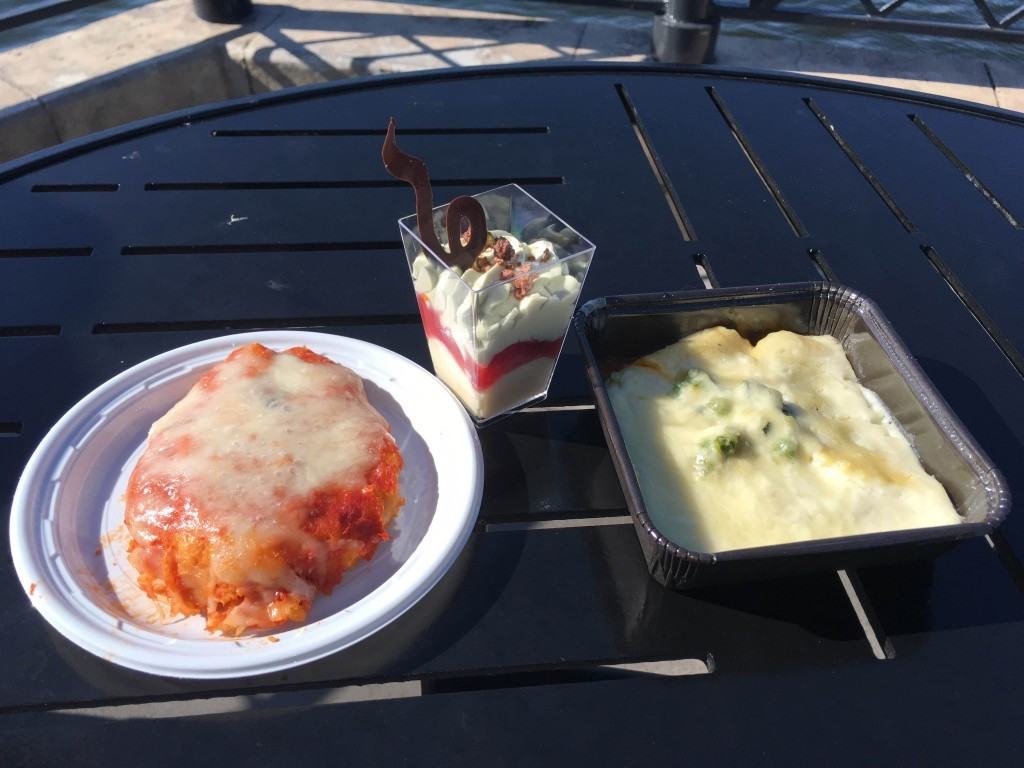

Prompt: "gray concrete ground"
[0,0,1021,162]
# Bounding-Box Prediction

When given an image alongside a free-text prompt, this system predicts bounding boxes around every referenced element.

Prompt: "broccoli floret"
[715,431,741,457]
[695,430,743,476]
[672,368,711,395]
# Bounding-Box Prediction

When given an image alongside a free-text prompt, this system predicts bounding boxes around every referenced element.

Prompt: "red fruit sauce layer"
[418,294,561,391]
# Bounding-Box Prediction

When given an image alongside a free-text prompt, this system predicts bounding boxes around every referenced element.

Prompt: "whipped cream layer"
[411,230,583,367]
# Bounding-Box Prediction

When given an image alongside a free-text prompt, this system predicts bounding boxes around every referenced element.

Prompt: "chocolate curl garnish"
[382,117,487,270]
[445,195,487,269]
[382,117,443,256]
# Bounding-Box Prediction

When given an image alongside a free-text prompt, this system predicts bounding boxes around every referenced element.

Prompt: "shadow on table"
[851,357,1024,645]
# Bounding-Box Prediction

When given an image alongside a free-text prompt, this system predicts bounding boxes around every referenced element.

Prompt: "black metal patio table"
[2,64,1023,765]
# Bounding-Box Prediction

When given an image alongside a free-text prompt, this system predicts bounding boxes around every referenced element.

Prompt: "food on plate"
[607,326,960,552]
[410,230,582,421]
[124,343,403,634]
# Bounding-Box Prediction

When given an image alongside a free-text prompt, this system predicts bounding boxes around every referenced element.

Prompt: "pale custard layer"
[427,338,554,418]
[607,327,960,553]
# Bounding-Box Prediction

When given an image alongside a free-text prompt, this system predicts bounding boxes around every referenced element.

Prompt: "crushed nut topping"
[464,233,553,301]
[492,237,515,263]
[511,264,536,300]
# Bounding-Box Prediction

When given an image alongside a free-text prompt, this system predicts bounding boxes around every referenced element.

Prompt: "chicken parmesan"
[124,343,404,634]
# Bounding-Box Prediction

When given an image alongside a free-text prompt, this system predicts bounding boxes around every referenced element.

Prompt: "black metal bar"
[878,0,911,17]
[802,96,915,233]
[705,86,808,237]
[517,0,1024,30]
[4,63,1024,187]
[535,0,663,8]
[0,0,109,33]
[807,248,838,282]
[920,245,1024,378]
[210,127,551,137]
[1001,4,1024,28]
[614,83,698,240]
[908,114,1022,229]
[713,6,1024,42]
[972,0,1000,28]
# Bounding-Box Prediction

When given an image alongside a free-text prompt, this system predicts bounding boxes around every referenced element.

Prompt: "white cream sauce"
[607,327,960,552]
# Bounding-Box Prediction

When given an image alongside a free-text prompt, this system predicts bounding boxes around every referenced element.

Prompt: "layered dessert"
[410,229,584,421]
[607,327,960,552]
[124,343,404,634]
[382,119,593,422]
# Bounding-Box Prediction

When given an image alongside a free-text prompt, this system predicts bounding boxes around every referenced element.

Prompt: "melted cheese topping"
[125,344,400,632]
[607,327,960,552]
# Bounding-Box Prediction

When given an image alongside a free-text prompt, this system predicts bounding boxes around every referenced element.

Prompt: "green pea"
[707,397,732,416]
[715,431,741,457]
[773,437,798,458]
[672,368,710,395]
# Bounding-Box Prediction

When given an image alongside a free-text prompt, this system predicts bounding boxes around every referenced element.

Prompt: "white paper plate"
[9,331,482,679]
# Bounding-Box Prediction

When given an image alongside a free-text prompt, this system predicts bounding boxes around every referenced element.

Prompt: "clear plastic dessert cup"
[400,184,595,425]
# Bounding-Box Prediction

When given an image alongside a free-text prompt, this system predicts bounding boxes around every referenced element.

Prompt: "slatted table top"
[2,64,1023,765]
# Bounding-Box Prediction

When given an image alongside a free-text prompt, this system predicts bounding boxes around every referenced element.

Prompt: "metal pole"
[653,0,720,63]
[192,0,253,24]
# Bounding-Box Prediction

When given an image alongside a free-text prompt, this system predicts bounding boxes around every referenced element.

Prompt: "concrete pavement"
[0,0,1020,162]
